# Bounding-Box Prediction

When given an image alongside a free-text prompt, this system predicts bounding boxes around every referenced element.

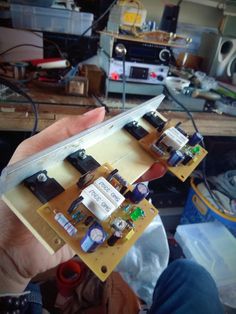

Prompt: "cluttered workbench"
[0,84,235,136]
[1,0,236,311]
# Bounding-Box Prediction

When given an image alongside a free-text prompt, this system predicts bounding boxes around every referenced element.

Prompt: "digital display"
[129,67,149,79]
[112,39,170,65]
[129,46,156,61]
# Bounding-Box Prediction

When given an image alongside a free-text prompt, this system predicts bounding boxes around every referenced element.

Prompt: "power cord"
[164,86,199,133]
[30,31,65,58]
[122,54,126,111]
[0,44,44,57]
[80,0,117,37]
[0,1,117,58]
[0,77,38,136]
[91,94,110,113]
[164,86,226,213]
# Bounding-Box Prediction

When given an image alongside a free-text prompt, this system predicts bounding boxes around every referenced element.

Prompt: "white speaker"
[199,33,236,82]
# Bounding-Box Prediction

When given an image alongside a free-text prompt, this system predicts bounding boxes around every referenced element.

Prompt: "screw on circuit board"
[78,149,87,160]
[37,172,47,183]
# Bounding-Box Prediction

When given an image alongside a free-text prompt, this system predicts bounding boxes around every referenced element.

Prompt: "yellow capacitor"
[125,229,135,241]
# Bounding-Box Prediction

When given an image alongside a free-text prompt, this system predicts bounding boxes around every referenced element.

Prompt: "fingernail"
[83,107,105,116]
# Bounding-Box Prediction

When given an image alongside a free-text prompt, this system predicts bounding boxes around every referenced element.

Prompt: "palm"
[0,108,105,292]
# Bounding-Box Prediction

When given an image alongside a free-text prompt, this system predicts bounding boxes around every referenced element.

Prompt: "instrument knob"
[115,43,127,57]
[157,75,164,81]
[159,49,171,62]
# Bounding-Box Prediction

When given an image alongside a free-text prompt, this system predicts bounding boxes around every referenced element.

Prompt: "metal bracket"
[0,94,165,195]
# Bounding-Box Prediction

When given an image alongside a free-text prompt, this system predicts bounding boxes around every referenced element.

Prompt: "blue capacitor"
[130,183,149,203]
[188,132,203,146]
[81,222,106,253]
[167,150,185,167]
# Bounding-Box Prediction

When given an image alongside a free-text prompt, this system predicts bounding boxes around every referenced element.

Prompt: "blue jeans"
[26,259,223,313]
[25,282,42,314]
[149,259,224,314]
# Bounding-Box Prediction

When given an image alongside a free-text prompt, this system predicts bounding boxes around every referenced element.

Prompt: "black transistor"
[124,121,149,140]
[107,169,119,182]
[24,170,64,203]
[67,196,84,214]
[143,112,166,132]
[67,149,100,174]
[84,216,94,226]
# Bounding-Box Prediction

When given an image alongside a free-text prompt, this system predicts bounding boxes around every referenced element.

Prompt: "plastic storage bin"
[181,178,236,236]
[175,221,236,309]
[11,0,53,7]
[10,4,94,36]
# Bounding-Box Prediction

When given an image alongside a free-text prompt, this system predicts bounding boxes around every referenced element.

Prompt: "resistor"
[84,216,94,226]
[54,213,77,236]
[123,204,131,213]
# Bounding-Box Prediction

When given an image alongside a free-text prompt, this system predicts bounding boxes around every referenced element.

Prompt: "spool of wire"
[56,260,85,297]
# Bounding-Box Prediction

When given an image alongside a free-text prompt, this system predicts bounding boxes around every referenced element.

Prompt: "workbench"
[0,85,236,136]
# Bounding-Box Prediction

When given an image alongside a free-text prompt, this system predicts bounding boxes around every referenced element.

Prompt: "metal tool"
[182,87,221,101]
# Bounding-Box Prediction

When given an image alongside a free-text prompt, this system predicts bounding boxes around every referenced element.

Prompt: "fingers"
[40,107,105,141]
[9,107,105,163]
[28,107,105,148]
[136,162,167,183]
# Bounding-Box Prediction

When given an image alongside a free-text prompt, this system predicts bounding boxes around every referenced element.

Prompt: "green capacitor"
[191,145,201,155]
[130,207,145,221]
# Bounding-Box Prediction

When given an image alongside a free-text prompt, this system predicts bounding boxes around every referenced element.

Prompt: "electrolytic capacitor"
[182,154,193,165]
[54,213,77,237]
[130,183,149,203]
[107,231,122,246]
[167,150,185,167]
[188,132,203,146]
[80,222,106,253]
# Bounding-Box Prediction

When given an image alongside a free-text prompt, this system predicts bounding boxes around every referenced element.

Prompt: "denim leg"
[149,259,224,314]
[25,282,43,314]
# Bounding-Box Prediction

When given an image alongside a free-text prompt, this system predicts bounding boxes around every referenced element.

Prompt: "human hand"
[0,108,105,294]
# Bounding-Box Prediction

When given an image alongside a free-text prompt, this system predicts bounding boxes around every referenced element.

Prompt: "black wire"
[80,0,117,37]
[0,2,117,59]
[31,31,65,58]
[92,94,110,113]
[122,54,126,111]
[177,0,183,5]
[0,44,44,57]
[0,77,38,136]
[201,152,226,212]
[164,86,226,213]
[164,86,199,133]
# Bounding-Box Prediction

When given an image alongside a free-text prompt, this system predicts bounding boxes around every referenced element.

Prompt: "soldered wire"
[164,86,226,213]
